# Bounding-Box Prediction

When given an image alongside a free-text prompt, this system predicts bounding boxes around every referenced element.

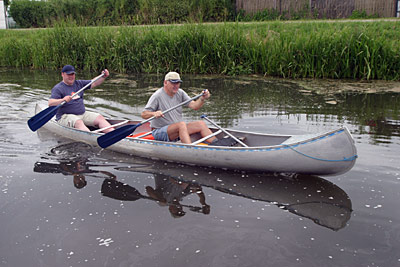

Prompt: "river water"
[0,68,399,267]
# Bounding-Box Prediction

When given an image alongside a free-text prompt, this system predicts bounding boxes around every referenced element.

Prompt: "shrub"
[8,0,235,28]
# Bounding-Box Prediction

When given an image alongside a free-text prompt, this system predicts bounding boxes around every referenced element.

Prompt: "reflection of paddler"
[145,174,210,218]
[58,160,91,189]
[34,142,118,189]
[34,160,117,189]
[33,159,115,189]
[34,160,96,176]
[70,167,116,189]
[34,140,117,189]
[101,176,210,217]
[73,174,87,189]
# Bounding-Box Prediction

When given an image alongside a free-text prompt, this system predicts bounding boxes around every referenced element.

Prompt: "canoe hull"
[35,104,357,175]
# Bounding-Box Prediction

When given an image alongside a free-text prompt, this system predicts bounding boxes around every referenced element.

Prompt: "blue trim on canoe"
[284,144,358,162]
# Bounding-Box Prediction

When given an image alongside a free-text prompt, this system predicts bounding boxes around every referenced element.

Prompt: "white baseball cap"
[164,72,182,83]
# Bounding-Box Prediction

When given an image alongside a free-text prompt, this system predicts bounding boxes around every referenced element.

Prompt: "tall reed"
[0,21,399,80]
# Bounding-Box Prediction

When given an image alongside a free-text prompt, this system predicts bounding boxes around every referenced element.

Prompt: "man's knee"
[198,120,207,128]
[96,114,105,121]
[176,121,187,130]
[74,119,85,128]
[93,114,104,124]
[190,120,207,130]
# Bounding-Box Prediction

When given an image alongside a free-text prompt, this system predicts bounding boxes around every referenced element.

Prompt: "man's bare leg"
[94,115,115,133]
[167,122,192,143]
[187,121,216,143]
[74,119,90,131]
[167,121,217,144]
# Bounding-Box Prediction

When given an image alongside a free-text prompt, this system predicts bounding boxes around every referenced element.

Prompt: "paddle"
[97,90,205,149]
[27,73,105,132]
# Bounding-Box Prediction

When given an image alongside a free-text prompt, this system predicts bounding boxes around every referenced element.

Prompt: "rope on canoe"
[283,145,358,162]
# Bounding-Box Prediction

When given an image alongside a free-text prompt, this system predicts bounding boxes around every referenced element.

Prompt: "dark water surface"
[1,68,400,267]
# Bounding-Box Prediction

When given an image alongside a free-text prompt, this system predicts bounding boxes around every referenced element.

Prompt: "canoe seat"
[128,132,155,140]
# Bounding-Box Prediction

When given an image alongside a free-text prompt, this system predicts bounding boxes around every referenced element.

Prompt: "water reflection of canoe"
[35,104,357,175]
[115,159,353,231]
[32,142,352,231]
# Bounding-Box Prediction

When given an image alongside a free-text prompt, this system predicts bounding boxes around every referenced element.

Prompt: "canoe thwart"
[191,130,223,145]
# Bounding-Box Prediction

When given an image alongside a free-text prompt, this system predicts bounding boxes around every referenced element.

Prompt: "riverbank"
[0,20,399,80]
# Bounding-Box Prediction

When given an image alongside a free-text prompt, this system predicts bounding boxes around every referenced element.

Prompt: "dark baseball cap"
[62,65,76,74]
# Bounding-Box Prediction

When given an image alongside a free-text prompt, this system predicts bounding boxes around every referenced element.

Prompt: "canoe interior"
[105,119,291,147]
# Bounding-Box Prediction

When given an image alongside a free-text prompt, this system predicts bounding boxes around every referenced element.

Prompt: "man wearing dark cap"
[48,65,114,133]
[141,71,216,144]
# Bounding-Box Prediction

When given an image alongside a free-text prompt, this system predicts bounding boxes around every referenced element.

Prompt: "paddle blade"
[97,123,140,148]
[101,179,142,201]
[28,105,60,131]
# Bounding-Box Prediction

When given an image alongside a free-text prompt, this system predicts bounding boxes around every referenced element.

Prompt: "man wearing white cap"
[141,71,216,144]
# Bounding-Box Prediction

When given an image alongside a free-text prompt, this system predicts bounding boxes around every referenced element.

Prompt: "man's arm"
[48,96,72,106]
[91,69,109,88]
[141,90,163,119]
[141,110,163,119]
[188,89,210,110]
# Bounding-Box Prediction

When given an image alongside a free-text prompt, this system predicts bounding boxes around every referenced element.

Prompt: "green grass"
[0,20,399,80]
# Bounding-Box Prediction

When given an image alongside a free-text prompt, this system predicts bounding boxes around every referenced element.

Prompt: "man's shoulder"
[176,89,189,100]
[74,80,91,88]
[151,87,167,99]
[154,87,164,95]
[176,88,186,95]
[52,81,67,91]
[75,79,90,84]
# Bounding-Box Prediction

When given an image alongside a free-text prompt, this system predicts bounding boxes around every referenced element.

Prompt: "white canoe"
[34,104,357,175]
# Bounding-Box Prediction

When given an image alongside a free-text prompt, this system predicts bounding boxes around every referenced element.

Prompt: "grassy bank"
[0,20,399,80]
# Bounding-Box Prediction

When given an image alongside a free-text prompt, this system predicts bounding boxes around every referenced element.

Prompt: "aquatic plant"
[0,21,399,80]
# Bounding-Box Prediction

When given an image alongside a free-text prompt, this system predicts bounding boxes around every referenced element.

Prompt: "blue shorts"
[152,125,170,141]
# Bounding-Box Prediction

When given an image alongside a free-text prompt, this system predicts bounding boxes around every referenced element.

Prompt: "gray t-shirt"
[144,88,191,129]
